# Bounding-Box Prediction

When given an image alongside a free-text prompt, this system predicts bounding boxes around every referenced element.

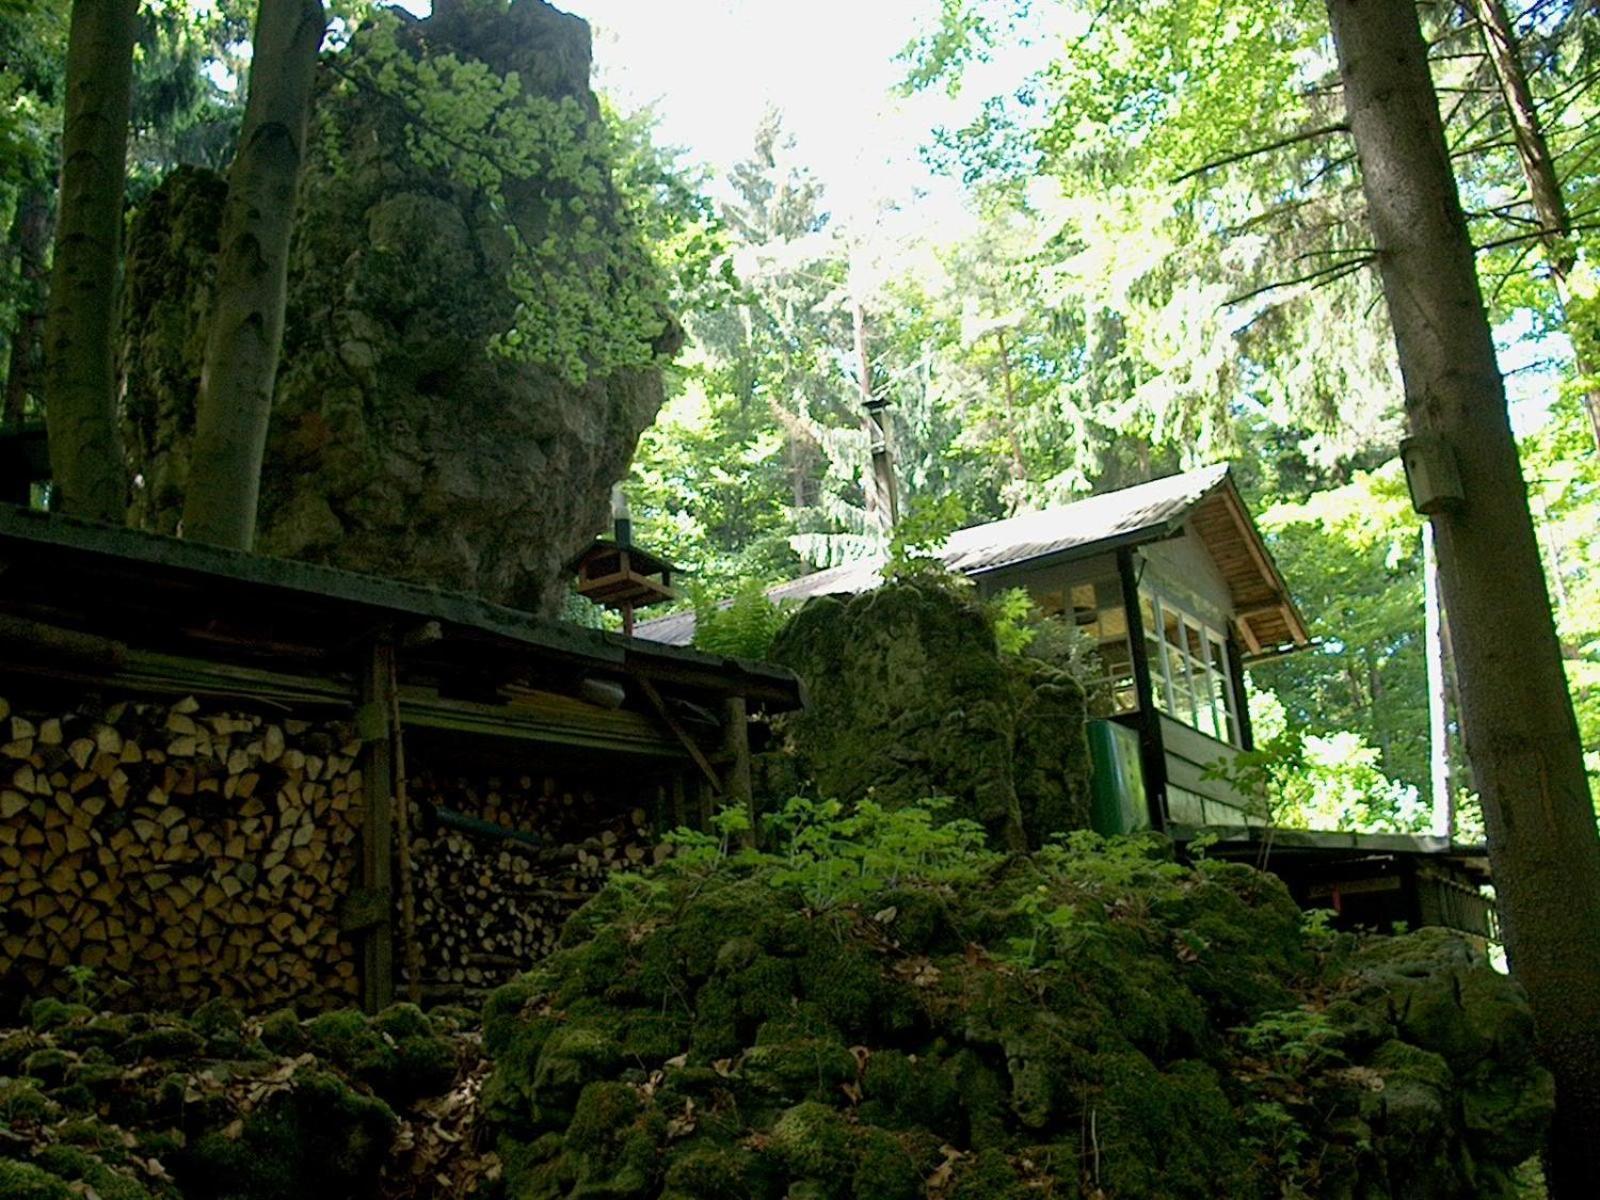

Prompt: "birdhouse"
[573,488,678,635]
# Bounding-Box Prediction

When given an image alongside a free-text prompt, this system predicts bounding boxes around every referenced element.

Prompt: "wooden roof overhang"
[0,506,802,762]
[1184,481,1311,659]
[573,538,678,609]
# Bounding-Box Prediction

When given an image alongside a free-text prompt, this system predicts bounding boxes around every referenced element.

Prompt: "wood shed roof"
[637,464,1310,657]
[0,505,802,740]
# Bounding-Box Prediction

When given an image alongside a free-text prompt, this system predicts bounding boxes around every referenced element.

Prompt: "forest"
[1,0,1599,1197]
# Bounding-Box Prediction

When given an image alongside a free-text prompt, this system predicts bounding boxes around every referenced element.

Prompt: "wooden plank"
[1118,548,1168,830]
[721,696,754,840]
[358,637,395,1013]
[637,678,722,793]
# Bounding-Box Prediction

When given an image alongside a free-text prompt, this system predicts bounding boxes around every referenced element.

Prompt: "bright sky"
[389,0,1033,227]
[389,0,1562,428]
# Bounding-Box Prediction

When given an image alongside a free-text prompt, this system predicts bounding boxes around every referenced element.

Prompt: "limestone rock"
[482,836,1552,1200]
[121,0,679,611]
[766,576,1091,849]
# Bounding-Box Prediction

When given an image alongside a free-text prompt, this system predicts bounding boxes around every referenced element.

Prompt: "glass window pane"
[1163,607,1185,648]
[1099,605,1128,639]
[1164,645,1192,723]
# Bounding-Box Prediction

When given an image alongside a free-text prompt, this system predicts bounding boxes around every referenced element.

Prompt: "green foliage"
[327,10,672,386]
[761,795,999,909]
[691,583,791,659]
[987,586,1037,655]
[884,492,966,578]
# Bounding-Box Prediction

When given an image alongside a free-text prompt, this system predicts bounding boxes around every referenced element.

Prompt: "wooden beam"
[1117,547,1169,832]
[637,677,722,793]
[0,613,126,668]
[721,695,755,842]
[358,636,395,1013]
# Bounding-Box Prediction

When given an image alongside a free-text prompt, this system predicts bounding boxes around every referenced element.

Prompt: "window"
[1062,578,1137,716]
[1140,588,1242,746]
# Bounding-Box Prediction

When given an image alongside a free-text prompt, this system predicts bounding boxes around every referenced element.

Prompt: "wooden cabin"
[638,465,1495,938]
[641,465,1305,828]
[0,505,801,1014]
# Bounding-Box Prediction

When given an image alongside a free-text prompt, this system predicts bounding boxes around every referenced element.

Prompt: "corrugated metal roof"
[633,464,1306,652]
[940,464,1230,575]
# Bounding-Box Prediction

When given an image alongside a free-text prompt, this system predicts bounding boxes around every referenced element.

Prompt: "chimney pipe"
[611,484,632,547]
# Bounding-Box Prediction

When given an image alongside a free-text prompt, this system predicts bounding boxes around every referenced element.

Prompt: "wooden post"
[1117,547,1168,831]
[1225,635,1254,752]
[358,637,395,1012]
[721,695,755,843]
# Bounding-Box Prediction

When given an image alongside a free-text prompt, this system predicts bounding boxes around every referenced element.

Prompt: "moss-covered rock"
[767,578,1092,849]
[121,0,679,614]
[0,1001,475,1200]
[0,1158,73,1200]
[482,834,1552,1200]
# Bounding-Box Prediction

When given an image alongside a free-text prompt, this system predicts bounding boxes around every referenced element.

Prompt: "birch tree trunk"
[41,0,140,521]
[1471,0,1600,453]
[1325,2,1600,1191]
[182,0,327,550]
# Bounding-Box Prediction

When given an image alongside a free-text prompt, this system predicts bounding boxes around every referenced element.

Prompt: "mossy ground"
[0,1000,472,1200]
[481,835,1551,1200]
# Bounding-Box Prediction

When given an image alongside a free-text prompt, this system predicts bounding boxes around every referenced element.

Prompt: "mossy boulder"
[767,578,1091,849]
[481,836,1552,1200]
[0,1003,472,1200]
[120,0,679,613]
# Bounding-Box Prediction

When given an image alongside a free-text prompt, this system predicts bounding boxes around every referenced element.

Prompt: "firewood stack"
[0,691,362,1010]
[404,771,658,1002]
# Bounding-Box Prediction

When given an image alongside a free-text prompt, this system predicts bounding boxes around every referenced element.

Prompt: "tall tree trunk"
[1325,3,1600,1191]
[1423,523,1454,837]
[853,299,897,532]
[4,183,52,428]
[993,329,1028,484]
[182,0,326,549]
[42,0,140,521]
[1471,0,1600,452]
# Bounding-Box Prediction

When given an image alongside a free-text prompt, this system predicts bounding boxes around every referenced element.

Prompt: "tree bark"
[41,0,140,521]
[182,0,326,550]
[1470,0,1600,453]
[4,183,52,428]
[1325,3,1600,1191]
[1423,522,1454,838]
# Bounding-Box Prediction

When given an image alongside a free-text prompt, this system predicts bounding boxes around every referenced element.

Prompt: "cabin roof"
[0,504,801,709]
[636,464,1310,656]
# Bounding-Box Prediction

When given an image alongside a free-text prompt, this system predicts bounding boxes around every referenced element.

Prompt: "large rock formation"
[481,837,1553,1199]
[121,0,679,611]
[766,577,1092,849]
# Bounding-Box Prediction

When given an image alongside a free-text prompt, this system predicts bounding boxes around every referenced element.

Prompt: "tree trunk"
[994,329,1028,482]
[4,183,52,428]
[41,0,140,521]
[1470,0,1600,453]
[1423,522,1454,838]
[182,0,326,550]
[853,299,897,531]
[1325,3,1600,1191]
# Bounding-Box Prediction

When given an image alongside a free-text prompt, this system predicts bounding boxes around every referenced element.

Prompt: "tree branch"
[1171,122,1350,185]
[1221,255,1376,308]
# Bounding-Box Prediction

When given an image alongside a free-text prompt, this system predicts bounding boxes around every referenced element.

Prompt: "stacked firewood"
[0,691,362,1009]
[404,772,657,1001]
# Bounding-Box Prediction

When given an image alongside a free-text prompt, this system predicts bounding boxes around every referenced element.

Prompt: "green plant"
[884,494,966,579]
[987,587,1037,655]
[62,966,96,1008]
[692,584,792,660]
[760,796,998,911]
[1234,1006,1342,1072]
